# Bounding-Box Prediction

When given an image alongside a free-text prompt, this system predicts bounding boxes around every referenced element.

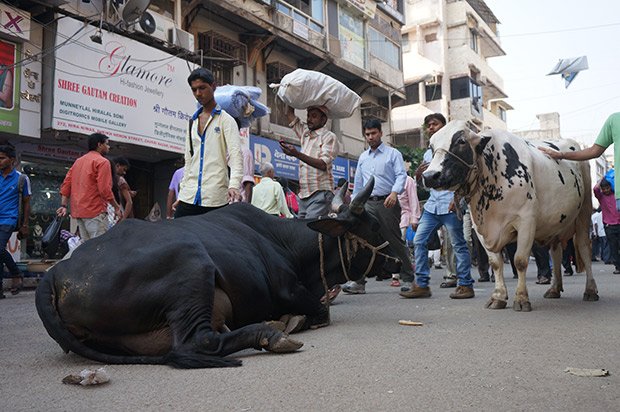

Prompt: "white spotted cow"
[422,120,598,311]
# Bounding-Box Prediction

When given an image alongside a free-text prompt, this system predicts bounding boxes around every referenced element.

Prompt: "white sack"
[272,69,361,119]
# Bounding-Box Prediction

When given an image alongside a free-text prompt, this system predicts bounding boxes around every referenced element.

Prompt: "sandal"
[320,285,341,305]
[10,276,23,295]
[440,279,457,288]
[389,279,401,287]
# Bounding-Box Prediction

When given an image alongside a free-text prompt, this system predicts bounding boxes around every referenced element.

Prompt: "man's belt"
[368,195,388,201]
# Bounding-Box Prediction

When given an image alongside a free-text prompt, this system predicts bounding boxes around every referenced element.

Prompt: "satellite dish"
[121,0,151,23]
[138,12,156,34]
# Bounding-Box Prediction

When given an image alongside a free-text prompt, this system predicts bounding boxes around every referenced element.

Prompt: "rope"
[318,233,330,312]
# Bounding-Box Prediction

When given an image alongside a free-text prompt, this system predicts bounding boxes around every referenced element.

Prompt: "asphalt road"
[1,261,619,411]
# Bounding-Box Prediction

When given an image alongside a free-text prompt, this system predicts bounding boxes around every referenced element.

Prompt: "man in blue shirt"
[0,146,30,298]
[342,119,413,294]
[400,113,474,299]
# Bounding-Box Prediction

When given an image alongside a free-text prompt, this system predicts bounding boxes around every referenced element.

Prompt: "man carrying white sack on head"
[281,105,338,219]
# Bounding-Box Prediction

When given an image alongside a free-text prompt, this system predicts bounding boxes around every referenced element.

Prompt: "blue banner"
[250,134,354,186]
[332,156,349,185]
[250,135,299,180]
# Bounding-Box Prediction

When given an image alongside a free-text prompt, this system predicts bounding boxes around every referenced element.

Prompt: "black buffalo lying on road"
[36,178,398,368]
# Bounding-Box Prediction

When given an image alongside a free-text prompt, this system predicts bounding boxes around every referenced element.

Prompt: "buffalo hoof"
[284,315,306,334]
[513,301,532,312]
[544,289,561,299]
[266,334,303,353]
[485,298,507,309]
[266,320,286,332]
[583,292,599,302]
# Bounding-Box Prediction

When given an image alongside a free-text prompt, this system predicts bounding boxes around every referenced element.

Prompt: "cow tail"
[35,272,241,369]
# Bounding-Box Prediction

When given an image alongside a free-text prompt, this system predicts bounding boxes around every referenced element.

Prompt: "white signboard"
[52,18,198,153]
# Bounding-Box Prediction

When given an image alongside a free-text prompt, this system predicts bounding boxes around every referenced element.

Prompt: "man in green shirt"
[540,112,620,209]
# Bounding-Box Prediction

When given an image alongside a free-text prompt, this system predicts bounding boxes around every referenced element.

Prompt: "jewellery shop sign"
[51,18,198,153]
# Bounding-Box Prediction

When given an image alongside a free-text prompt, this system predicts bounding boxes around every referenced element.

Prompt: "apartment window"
[277,0,324,33]
[469,28,478,53]
[405,82,419,104]
[450,77,470,99]
[369,27,401,69]
[470,79,482,116]
[499,106,507,122]
[402,33,410,52]
[425,83,442,102]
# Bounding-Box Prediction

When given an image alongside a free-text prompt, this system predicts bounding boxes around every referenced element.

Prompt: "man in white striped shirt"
[281,106,338,219]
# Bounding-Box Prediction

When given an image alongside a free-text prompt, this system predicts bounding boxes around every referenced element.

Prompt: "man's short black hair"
[601,179,612,190]
[114,156,130,168]
[187,68,215,85]
[424,113,447,126]
[363,119,382,131]
[0,145,16,158]
[87,133,109,151]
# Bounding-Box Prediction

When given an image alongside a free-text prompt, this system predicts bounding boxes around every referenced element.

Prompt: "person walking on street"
[392,173,420,287]
[174,68,243,218]
[166,166,184,219]
[251,162,293,218]
[282,105,338,219]
[401,113,475,299]
[0,145,30,298]
[57,133,121,242]
[113,157,134,220]
[594,178,620,274]
[342,119,413,294]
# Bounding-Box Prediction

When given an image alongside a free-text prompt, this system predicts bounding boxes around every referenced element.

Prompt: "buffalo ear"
[307,217,351,237]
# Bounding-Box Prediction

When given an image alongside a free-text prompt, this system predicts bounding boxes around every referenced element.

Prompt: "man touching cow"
[422,120,597,311]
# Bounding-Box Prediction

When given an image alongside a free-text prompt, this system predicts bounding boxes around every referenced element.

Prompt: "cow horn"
[349,176,375,216]
[331,181,348,213]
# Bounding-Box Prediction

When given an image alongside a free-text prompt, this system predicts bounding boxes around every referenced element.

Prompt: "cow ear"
[307,217,351,237]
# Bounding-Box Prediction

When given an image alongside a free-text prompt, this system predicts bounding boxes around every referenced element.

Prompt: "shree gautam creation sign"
[52,18,198,153]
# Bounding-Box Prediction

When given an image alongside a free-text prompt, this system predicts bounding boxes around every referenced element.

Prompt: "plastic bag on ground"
[271,69,361,119]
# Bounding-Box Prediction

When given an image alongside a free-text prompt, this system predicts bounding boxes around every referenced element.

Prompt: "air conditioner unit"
[169,27,195,51]
[133,10,175,43]
[425,74,441,85]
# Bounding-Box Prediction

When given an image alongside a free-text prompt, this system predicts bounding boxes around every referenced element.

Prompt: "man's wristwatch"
[60,205,67,208]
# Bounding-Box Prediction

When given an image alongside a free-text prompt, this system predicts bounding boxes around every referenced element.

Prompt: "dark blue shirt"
[0,169,31,227]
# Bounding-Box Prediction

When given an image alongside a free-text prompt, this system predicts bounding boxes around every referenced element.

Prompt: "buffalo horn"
[331,181,348,213]
[349,176,374,216]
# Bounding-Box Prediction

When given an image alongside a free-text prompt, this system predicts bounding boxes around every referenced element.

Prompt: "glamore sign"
[52,18,198,153]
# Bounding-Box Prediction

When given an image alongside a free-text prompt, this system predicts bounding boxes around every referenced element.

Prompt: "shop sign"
[15,142,85,162]
[332,156,348,184]
[251,134,299,180]
[0,4,30,40]
[338,7,365,69]
[0,38,19,134]
[52,18,198,154]
[250,134,353,186]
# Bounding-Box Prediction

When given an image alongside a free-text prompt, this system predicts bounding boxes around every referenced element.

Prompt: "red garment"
[60,151,115,218]
[285,191,299,214]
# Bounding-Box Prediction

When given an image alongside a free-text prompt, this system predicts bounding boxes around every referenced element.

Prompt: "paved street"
[2,261,620,411]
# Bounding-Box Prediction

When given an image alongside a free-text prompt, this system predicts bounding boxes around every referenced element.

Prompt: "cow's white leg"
[485,251,508,309]
[574,225,599,301]
[512,237,533,312]
[544,244,564,298]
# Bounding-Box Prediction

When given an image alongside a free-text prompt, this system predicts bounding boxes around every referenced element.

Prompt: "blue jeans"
[413,210,473,288]
[0,224,20,277]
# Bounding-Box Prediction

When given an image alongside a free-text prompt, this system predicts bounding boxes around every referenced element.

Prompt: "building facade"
[392,0,511,148]
[0,0,406,259]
